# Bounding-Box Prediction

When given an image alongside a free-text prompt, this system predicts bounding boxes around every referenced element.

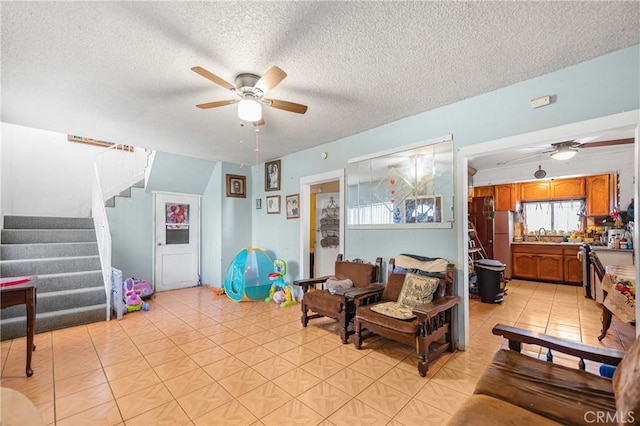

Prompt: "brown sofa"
[296,256,383,344]
[354,258,458,376]
[448,324,640,425]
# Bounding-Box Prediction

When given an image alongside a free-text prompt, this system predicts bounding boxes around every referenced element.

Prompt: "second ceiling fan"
[498,137,634,165]
[192,65,308,126]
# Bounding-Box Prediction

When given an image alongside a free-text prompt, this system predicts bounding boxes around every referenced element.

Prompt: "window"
[523,199,585,233]
[346,134,454,228]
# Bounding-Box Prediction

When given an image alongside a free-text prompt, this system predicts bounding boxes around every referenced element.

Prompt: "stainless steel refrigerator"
[493,211,513,279]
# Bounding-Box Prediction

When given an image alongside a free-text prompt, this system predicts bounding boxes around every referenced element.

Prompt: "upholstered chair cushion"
[382,273,405,302]
[370,302,417,320]
[334,261,377,288]
[397,273,439,307]
[303,290,342,314]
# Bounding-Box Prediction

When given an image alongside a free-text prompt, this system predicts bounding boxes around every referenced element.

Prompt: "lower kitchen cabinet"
[563,247,582,285]
[512,243,582,284]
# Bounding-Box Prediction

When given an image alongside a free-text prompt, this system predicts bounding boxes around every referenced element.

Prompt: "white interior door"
[154,193,200,292]
[315,192,340,277]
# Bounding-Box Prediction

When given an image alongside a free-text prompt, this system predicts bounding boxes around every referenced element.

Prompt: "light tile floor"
[0,279,634,426]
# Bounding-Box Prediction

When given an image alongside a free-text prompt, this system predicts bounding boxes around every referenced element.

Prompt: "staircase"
[1,215,107,340]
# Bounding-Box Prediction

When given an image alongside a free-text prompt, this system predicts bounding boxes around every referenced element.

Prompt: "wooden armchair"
[295,255,383,344]
[448,324,639,425]
[354,256,458,376]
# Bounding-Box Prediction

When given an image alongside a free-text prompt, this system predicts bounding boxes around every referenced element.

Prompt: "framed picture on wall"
[266,195,281,214]
[286,194,300,219]
[265,160,281,191]
[226,174,246,198]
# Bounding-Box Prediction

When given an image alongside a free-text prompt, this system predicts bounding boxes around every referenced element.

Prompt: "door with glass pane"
[154,193,200,292]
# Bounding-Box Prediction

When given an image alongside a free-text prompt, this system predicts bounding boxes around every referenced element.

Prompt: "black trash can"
[476,259,505,303]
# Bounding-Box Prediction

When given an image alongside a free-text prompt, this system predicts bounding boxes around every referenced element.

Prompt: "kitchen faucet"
[536,228,547,241]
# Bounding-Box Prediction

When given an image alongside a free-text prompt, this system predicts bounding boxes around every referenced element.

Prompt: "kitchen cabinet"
[519,181,552,201]
[562,246,582,285]
[552,178,585,199]
[495,184,517,211]
[511,244,570,283]
[473,186,494,197]
[586,174,612,216]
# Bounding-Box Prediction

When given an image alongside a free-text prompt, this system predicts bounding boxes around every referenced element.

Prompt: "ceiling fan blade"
[191,66,235,91]
[496,151,548,166]
[254,66,287,94]
[580,138,634,148]
[196,99,238,109]
[266,99,308,114]
[253,118,266,127]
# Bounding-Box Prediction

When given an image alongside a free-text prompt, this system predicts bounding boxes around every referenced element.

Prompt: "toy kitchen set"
[581,211,635,302]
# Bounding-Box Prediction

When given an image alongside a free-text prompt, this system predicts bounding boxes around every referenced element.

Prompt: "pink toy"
[123,279,143,312]
[125,277,154,300]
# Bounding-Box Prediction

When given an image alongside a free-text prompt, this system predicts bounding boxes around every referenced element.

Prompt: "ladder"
[468,221,488,268]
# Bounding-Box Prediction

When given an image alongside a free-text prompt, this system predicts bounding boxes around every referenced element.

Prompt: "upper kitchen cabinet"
[495,184,517,211]
[519,181,551,201]
[473,186,494,197]
[586,174,617,216]
[551,178,585,199]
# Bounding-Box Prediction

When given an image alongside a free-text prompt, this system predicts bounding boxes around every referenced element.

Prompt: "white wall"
[1,123,96,217]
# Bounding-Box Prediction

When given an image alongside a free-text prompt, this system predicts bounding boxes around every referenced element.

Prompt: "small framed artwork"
[266,195,281,214]
[265,159,281,191]
[286,194,300,219]
[256,198,262,209]
[226,174,246,198]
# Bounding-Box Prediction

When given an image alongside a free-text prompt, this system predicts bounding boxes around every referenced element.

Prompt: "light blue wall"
[251,45,640,277]
[106,187,153,280]
[200,163,223,287]
[220,163,252,282]
[146,151,216,194]
[200,163,252,287]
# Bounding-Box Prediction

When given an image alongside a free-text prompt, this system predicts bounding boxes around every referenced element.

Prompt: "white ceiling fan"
[191,65,308,127]
[496,137,634,166]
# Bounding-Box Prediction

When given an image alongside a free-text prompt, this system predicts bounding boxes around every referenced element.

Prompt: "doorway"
[154,192,200,292]
[299,169,344,280]
[456,110,640,348]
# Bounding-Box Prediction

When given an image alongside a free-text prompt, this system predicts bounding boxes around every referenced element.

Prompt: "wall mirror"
[347,134,454,228]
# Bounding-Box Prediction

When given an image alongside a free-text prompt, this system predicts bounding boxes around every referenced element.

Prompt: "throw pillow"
[370,302,416,320]
[397,273,439,307]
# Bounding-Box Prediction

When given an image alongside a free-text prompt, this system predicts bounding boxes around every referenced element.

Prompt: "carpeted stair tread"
[0,305,107,340]
[1,287,106,319]
[1,229,97,244]
[25,270,104,293]
[3,216,94,229]
[0,255,101,277]
[1,242,98,260]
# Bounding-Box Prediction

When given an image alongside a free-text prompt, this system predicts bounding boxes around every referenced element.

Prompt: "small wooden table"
[599,265,635,340]
[0,276,36,377]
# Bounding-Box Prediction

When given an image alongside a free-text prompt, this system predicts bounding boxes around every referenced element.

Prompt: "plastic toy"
[224,248,275,302]
[124,277,154,300]
[123,279,143,312]
[273,289,286,305]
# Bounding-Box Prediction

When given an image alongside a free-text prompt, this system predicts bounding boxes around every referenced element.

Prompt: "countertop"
[590,245,635,253]
[510,241,634,253]
[511,241,583,246]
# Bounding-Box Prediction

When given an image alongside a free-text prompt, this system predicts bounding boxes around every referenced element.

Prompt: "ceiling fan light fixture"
[550,146,577,161]
[237,99,262,122]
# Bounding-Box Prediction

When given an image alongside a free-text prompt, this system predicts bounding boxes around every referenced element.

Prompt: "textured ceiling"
[2,2,639,166]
